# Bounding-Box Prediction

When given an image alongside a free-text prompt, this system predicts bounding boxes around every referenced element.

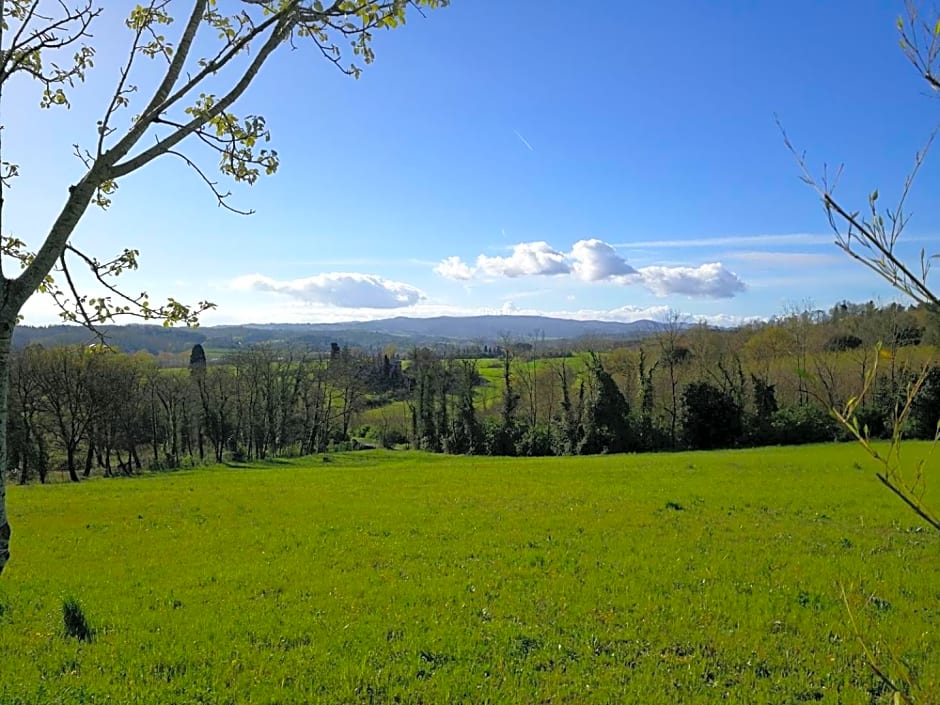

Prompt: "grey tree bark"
[0,312,17,574]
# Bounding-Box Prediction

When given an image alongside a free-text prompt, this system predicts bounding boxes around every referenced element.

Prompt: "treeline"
[393,345,940,458]
[378,300,940,456]
[6,344,405,484]
[9,299,940,482]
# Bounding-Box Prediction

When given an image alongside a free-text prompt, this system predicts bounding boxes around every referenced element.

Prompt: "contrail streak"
[513,129,534,152]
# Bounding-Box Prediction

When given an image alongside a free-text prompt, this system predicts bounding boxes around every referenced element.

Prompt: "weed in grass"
[61,597,93,642]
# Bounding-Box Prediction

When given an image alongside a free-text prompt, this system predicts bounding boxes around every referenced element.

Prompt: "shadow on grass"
[222,457,296,469]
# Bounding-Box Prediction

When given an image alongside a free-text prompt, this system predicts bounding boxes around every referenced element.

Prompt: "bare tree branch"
[165,148,254,215]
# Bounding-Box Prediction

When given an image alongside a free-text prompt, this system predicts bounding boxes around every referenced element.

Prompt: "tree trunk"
[83,442,94,478]
[37,432,48,484]
[0,325,14,575]
[18,429,29,485]
[149,384,160,464]
[66,445,80,483]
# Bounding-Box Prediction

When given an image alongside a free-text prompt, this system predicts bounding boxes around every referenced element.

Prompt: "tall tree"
[551,358,581,455]
[34,346,93,482]
[0,0,448,574]
[655,310,691,449]
[7,346,49,483]
[579,352,631,454]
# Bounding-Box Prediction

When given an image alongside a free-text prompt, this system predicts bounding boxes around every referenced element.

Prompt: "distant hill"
[253,315,669,340]
[13,315,671,354]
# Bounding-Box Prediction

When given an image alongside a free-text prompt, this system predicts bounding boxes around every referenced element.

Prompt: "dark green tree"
[681,381,742,450]
[579,353,631,454]
[189,344,208,378]
[446,360,481,454]
[909,366,940,440]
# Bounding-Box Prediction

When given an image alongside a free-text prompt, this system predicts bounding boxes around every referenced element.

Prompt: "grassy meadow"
[0,445,937,703]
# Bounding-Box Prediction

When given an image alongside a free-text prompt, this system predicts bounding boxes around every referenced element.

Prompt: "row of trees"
[6,344,402,484]
[391,301,940,457]
[8,299,940,481]
[395,343,940,459]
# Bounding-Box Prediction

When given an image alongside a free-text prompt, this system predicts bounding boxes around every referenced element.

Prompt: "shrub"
[824,333,863,352]
[378,428,408,448]
[852,404,890,440]
[354,425,375,440]
[515,425,553,456]
[681,381,742,450]
[771,405,838,445]
[482,419,518,456]
[909,366,940,439]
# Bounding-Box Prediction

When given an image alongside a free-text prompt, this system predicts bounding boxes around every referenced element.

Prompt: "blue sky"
[5,0,940,326]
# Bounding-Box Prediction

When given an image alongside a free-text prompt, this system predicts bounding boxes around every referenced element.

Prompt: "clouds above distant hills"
[435,239,745,299]
[638,262,746,298]
[433,256,475,281]
[476,241,571,278]
[233,273,424,309]
[569,239,638,282]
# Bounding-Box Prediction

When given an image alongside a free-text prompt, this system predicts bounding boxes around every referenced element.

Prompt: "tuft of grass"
[61,596,94,642]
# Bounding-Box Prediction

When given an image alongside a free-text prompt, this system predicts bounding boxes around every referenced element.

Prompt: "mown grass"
[0,445,937,704]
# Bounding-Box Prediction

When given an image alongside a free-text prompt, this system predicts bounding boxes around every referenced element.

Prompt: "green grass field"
[0,445,937,704]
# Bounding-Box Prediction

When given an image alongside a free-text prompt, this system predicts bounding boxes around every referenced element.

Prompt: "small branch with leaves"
[58,244,216,327]
[831,343,940,532]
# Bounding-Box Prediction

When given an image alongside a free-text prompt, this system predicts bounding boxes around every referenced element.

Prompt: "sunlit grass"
[0,444,937,703]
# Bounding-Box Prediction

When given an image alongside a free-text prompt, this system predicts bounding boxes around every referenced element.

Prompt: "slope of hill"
[251,315,668,340]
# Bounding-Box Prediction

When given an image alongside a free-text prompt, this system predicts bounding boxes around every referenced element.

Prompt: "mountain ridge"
[13,314,674,353]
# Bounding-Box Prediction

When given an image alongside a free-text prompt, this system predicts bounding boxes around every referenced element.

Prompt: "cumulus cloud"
[232,272,424,309]
[477,241,570,278]
[434,239,746,299]
[569,239,637,282]
[637,262,745,298]
[433,256,475,281]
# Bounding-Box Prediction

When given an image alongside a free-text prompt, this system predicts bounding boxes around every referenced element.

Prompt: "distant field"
[0,445,937,704]
[359,355,589,432]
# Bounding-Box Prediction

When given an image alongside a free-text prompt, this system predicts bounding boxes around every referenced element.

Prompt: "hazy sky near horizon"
[5,1,940,327]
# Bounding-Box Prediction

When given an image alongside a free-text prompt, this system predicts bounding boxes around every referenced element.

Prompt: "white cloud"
[637,262,745,298]
[433,256,475,280]
[435,239,746,299]
[477,241,570,278]
[232,272,424,309]
[569,238,637,282]
[602,304,672,321]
